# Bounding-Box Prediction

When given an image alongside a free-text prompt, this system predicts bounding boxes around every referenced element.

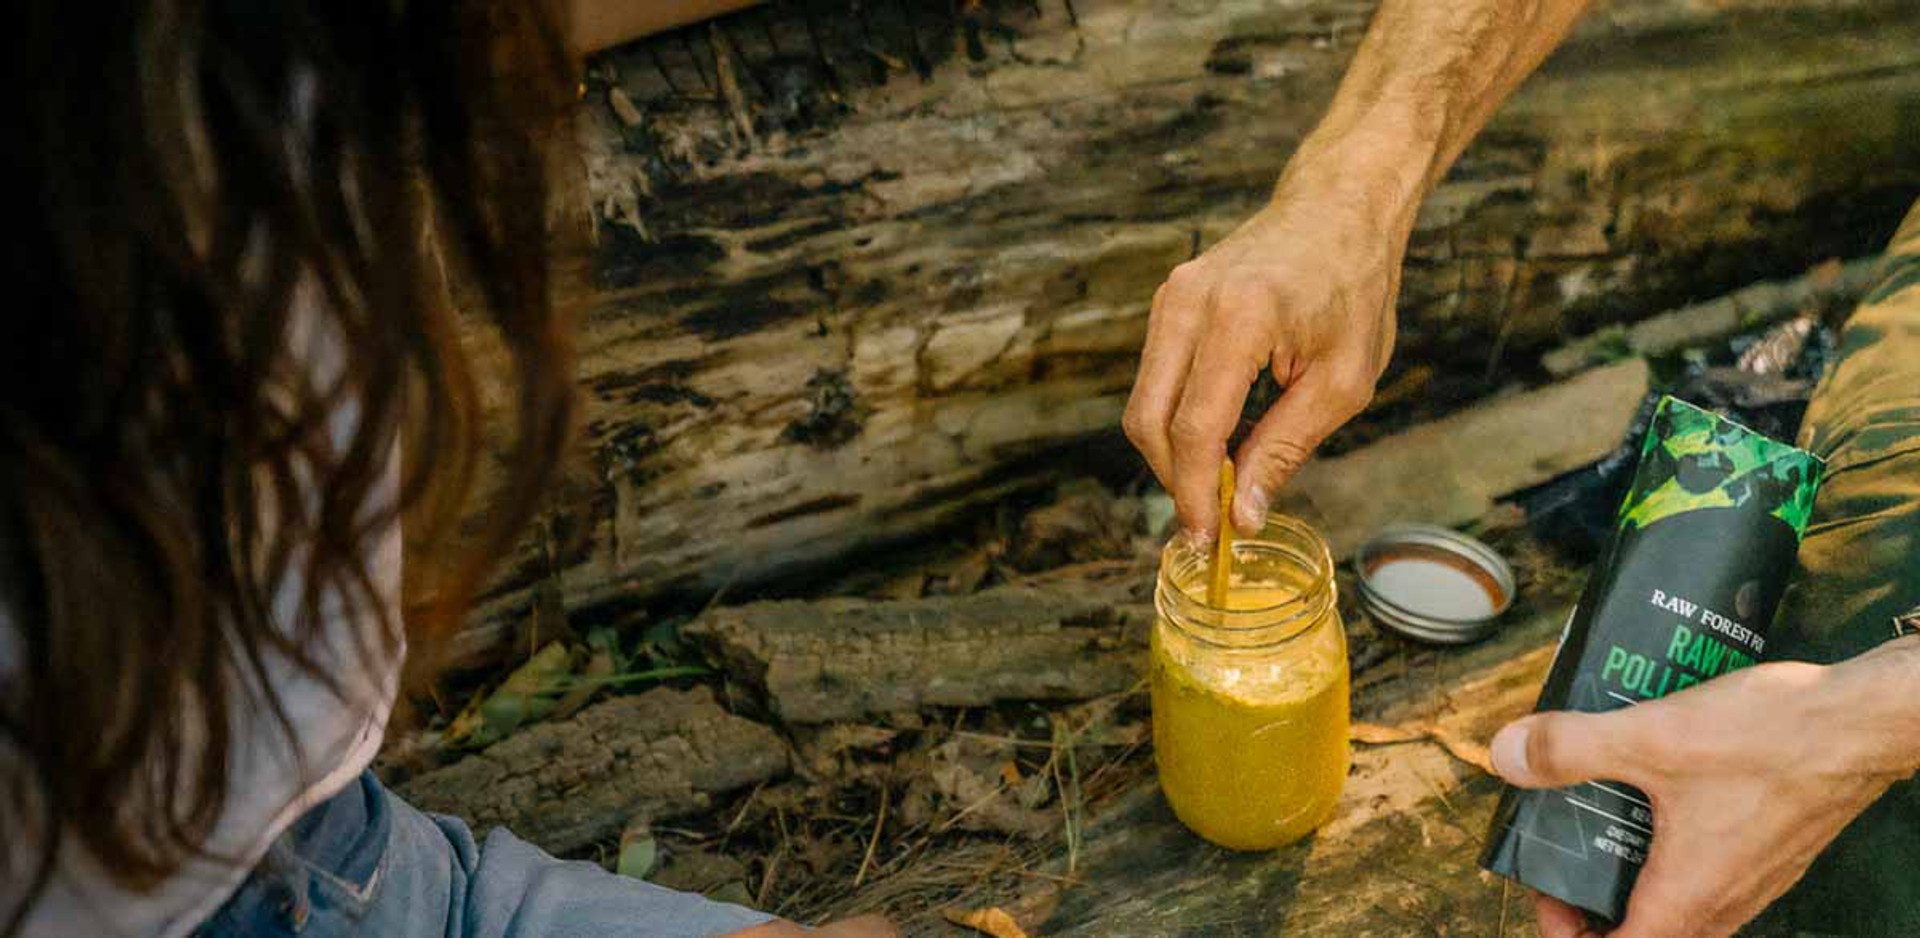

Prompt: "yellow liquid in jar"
[1151,583,1349,851]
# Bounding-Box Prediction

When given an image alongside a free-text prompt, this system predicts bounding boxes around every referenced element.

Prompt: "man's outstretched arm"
[1123,0,1593,539]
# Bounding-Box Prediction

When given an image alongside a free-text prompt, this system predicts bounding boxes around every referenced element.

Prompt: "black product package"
[1480,396,1825,922]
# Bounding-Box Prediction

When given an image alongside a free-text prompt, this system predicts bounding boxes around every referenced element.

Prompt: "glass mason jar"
[1151,513,1350,850]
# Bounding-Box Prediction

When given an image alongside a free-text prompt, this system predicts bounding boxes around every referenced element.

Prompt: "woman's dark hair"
[2,0,576,930]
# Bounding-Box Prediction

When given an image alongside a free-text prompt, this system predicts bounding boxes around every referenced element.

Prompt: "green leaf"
[639,617,691,663]
[708,881,755,909]
[545,665,708,691]
[616,836,658,881]
[445,642,575,749]
[586,626,621,654]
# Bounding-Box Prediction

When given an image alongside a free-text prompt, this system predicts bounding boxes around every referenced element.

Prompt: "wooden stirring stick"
[1208,459,1235,608]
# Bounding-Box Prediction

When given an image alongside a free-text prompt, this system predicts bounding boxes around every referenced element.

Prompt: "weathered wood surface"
[687,356,1642,727]
[925,584,1581,937]
[1279,358,1647,559]
[1543,256,1883,378]
[449,0,1920,659]
[688,583,1153,724]
[396,686,789,855]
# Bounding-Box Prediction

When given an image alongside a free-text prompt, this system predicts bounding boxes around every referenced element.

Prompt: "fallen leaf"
[943,907,1029,938]
[608,86,643,127]
[617,825,657,880]
[796,724,899,779]
[919,739,1051,836]
[1016,770,1053,810]
[1351,720,1495,774]
[445,642,575,748]
[1430,724,1495,774]
[999,760,1023,787]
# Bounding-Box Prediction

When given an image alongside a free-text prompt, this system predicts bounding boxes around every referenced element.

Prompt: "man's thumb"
[1490,711,1629,789]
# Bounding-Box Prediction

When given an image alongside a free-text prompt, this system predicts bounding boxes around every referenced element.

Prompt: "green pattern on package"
[1619,397,1824,535]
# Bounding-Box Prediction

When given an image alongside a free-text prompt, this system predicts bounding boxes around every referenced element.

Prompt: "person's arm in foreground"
[1491,637,1920,937]
[1123,0,1592,539]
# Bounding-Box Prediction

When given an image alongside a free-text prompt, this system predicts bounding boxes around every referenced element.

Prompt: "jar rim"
[1154,513,1336,647]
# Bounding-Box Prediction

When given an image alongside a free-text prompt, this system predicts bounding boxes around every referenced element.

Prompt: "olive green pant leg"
[1754,198,1920,935]
[1780,198,1920,662]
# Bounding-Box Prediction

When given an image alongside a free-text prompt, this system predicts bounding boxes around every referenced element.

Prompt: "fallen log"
[693,357,1640,724]
[1276,357,1648,559]
[685,585,1153,725]
[395,686,789,855]
[1542,256,1884,378]
[444,0,1920,664]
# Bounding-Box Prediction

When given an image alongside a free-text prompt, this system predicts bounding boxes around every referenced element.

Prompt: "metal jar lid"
[1354,525,1516,645]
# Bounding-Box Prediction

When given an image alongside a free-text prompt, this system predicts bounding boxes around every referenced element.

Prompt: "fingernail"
[1180,527,1212,550]
[1233,485,1270,535]
[1491,722,1532,783]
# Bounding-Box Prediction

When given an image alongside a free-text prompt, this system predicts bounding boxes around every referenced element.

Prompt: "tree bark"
[686,583,1152,725]
[395,686,789,855]
[445,0,1920,661]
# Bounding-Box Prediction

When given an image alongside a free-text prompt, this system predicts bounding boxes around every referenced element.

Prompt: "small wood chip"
[1350,721,1429,745]
[943,907,1029,938]
[608,86,644,127]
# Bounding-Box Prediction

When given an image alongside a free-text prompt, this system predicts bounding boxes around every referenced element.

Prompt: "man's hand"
[1122,164,1402,539]
[1490,639,1920,937]
[1118,0,1593,538]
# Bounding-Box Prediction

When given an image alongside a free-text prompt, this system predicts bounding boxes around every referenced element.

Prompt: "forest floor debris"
[373,302,1854,932]
[377,462,1592,934]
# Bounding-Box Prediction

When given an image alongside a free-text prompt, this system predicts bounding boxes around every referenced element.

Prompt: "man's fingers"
[1166,291,1266,538]
[1490,710,1648,790]
[1228,367,1367,534]
[1123,276,1207,493]
[1533,894,1605,938]
[1614,842,1722,938]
